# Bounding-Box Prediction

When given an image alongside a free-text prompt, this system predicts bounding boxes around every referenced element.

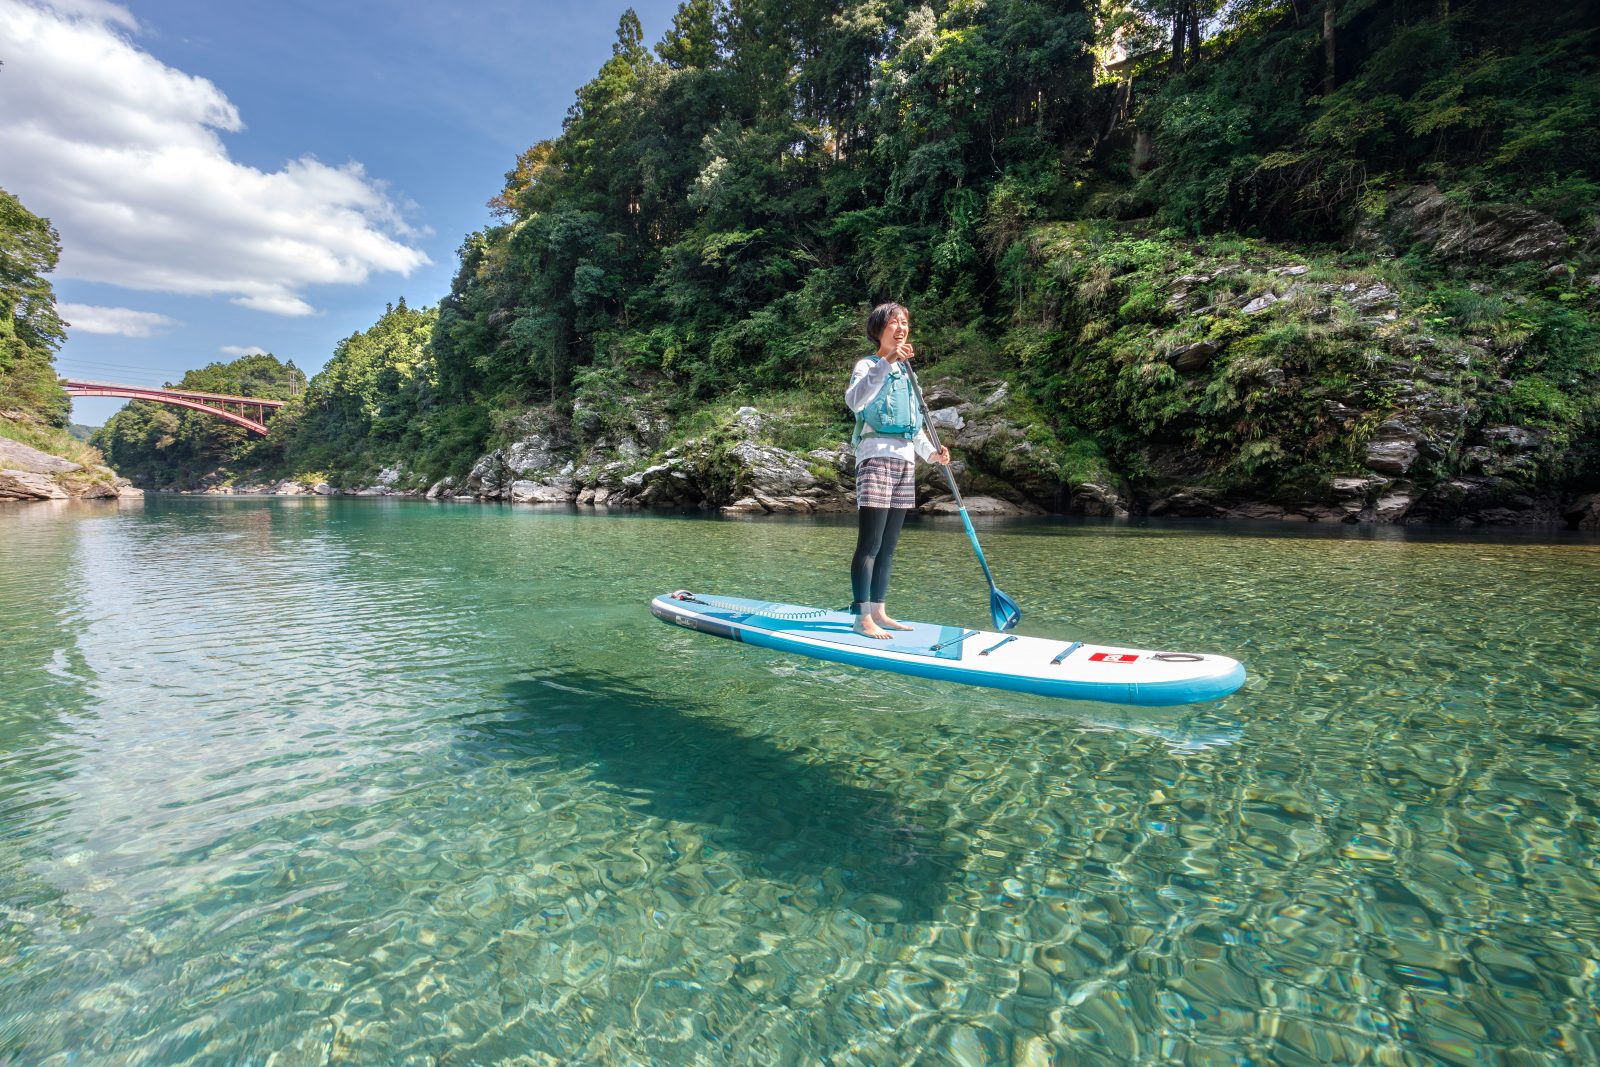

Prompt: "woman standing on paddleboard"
[846,303,950,639]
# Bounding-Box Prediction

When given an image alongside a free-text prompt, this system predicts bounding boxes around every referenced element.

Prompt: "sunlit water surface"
[2,496,1598,1065]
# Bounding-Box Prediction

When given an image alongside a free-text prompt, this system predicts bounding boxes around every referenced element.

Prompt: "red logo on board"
[1089,652,1139,663]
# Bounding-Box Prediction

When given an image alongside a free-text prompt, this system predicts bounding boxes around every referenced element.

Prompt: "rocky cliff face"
[0,435,142,502]
[180,190,1597,529]
[1003,206,1598,528]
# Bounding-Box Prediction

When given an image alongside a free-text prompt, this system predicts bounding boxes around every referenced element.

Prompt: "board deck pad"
[651,592,1246,707]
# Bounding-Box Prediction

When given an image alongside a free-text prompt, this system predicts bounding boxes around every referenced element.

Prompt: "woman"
[845,302,950,639]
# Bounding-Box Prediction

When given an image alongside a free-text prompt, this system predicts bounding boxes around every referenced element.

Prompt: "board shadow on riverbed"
[472,671,967,923]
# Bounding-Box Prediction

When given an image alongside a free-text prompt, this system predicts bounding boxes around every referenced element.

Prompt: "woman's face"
[884,309,910,347]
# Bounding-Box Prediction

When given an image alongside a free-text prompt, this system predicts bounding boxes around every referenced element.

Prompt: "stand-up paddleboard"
[652,592,1245,707]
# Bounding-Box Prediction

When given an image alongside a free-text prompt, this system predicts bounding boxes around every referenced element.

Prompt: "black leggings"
[851,506,909,611]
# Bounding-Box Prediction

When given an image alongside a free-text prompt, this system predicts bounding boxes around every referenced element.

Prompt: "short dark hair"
[866,302,909,344]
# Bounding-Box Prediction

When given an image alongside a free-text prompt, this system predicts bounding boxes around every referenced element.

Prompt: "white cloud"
[0,0,429,316]
[220,345,268,357]
[58,302,178,336]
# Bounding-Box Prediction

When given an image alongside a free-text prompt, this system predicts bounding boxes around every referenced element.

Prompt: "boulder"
[1347,283,1399,314]
[1166,339,1222,372]
[1407,476,1561,525]
[1225,502,1286,520]
[0,437,82,475]
[1364,416,1427,476]
[509,480,572,504]
[1146,488,1227,518]
[921,494,1039,516]
[0,469,70,499]
[1482,424,1546,451]
[1372,487,1416,523]
[1241,292,1279,315]
[725,441,819,499]
[1330,475,1385,512]
[1379,185,1570,265]
[1071,481,1129,519]
[1564,494,1600,529]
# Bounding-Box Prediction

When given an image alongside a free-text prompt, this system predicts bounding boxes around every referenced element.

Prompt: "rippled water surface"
[3,496,1599,1065]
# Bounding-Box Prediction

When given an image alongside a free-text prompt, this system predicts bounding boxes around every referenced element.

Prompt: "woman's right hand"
[885,342,915,364]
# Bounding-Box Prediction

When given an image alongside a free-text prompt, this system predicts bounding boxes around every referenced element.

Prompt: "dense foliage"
[1130,0,1600,239]
[0,187,69,428]
[105,0,1600,506]
[276,299,442,480]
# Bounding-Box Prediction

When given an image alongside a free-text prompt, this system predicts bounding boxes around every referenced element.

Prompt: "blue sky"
[0,0,680,425]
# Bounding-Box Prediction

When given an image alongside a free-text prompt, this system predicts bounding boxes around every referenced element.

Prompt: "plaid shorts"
[856,457,916,509]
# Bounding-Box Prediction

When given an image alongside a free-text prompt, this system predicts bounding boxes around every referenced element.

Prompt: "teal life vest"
[852,356,922,448]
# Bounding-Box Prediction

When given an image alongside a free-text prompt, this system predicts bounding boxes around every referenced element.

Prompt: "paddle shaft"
[903,363,997,587]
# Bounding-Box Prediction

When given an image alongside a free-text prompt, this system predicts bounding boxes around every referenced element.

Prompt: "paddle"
[902,361,1021,632]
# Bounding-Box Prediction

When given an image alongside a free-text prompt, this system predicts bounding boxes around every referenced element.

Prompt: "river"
[3,496,1598,1064]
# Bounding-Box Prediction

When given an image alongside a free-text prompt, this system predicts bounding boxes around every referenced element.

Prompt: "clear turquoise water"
[2,496,1598,1065]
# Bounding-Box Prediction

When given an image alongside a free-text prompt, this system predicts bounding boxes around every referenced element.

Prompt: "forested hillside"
[103,0,1600,522]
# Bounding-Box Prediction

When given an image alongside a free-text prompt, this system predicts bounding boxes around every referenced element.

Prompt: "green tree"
[0,188,69,426]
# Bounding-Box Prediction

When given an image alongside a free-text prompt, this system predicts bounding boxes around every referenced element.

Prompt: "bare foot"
[853,618,893,640]
[872,611,914,631]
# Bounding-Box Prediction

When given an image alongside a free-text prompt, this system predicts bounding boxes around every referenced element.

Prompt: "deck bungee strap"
[930,629,981,653]
[1050,642,1084,665]
[669,591,828,621]
[978,635,1017,657]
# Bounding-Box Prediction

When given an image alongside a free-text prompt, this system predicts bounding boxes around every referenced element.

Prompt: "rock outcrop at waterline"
[419,396,1106,519]
[0,436,142,502]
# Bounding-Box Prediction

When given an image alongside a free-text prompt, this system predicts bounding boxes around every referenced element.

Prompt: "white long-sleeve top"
[846,356,937,467]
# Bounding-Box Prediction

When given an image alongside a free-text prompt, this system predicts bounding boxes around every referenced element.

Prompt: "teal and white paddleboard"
[651,592,1245,707]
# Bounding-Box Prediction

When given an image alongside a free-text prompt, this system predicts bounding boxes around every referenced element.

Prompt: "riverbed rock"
[509,480,573,504]
[1071,481,1130,519]
[920,494,1040,516]
[0,469,71,499]
[1372,484,1416,523]
[1407,476,1561,525]
[1330,475,1386,515]
[1146,488,1227,518]
[0,436,132,500]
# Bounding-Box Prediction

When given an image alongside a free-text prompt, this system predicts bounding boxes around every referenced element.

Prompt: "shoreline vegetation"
[5,0,1598,524]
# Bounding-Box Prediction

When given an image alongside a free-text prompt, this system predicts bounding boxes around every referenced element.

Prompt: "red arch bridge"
[62,379,288,436]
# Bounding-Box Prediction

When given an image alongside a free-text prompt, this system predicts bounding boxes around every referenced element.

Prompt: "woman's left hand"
[932,446,951,466]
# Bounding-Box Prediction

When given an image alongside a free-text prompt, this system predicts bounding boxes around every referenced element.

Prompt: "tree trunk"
[1172,8,1186,71]
[1187,3,1201,63]
[1323,0,1337,95]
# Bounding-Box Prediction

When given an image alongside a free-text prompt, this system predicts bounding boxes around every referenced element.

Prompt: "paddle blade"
[991,588,1021,632]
